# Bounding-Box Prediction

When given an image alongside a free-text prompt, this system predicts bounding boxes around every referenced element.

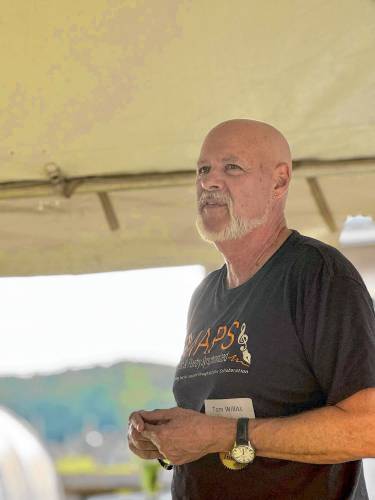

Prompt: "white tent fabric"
[0,407,64,500]
[0,0,374,276]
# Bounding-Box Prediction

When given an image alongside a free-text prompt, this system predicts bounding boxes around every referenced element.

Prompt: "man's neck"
[215,217,291,289]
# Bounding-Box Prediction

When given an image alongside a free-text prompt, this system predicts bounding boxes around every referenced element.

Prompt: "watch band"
[236,417,250,445]
[157,458,173,470]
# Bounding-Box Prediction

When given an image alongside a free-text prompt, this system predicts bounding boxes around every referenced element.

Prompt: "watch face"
[231,444,255,464]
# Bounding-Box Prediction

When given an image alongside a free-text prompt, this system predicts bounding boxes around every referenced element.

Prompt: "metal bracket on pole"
[44,163,83,198]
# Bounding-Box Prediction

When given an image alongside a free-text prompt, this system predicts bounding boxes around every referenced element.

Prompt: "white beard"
[195,193,271,243]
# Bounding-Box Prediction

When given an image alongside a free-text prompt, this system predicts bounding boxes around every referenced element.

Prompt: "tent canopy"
[1,0,374,276]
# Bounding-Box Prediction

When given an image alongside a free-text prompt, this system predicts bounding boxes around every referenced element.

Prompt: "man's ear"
[273,162,290,198]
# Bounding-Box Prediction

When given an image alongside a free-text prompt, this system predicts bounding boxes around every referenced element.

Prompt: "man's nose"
[199,169,225,191]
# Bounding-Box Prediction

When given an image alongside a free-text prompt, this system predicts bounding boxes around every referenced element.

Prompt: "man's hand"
[127,410,164,461]
[137,407,236,466]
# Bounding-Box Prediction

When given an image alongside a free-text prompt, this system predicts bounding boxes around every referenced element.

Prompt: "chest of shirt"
[173,279,324,418]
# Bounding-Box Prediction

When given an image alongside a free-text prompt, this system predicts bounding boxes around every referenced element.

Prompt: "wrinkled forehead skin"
[199,119,292,172]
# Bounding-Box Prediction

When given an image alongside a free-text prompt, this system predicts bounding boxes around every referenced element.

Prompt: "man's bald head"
[201,119,292,173]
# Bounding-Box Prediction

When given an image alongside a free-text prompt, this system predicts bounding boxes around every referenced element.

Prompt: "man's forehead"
[197,150,254,165]
[197,155,240,166]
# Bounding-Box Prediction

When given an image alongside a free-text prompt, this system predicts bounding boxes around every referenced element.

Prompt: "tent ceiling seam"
[0,158,374,200]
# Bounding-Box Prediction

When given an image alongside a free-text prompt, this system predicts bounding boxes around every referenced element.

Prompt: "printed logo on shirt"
[175,320,251,381]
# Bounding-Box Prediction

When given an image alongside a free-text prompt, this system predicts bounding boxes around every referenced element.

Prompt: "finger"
[128,425,154,443]
[142,422,164,443]
[130,437,159,452]
[128,441,164,460]
[140,408,176,423]
[129,411,146,432]
[128,424,161,451]
[143,422,164,432]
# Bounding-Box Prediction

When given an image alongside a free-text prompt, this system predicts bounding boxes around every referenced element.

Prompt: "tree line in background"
[0,361,176,442]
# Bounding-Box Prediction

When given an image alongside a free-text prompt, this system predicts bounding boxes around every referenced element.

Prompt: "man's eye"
[197,166,210,175]
[226,163,241,171]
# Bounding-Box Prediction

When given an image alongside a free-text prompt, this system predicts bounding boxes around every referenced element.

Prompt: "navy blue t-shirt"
[172,230,375,499]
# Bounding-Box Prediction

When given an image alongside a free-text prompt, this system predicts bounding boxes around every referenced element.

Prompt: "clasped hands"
[127,406,235,466]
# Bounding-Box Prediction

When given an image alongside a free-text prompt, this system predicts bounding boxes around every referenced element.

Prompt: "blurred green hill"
[0,361,176,443]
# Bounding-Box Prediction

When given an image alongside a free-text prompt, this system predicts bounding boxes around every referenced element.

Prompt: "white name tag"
[204,398,255,419]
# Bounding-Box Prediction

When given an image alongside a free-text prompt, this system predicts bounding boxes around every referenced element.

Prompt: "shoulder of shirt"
[189,266,224,304]
[291,231,365,286]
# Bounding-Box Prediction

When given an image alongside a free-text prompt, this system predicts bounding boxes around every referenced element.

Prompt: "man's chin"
[195,214,262,243]
[195,218,223,243]
[195,217,234,243]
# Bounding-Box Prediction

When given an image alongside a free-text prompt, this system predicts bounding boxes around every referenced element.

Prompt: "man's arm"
[250,387,375,464]
[129,388,375,466]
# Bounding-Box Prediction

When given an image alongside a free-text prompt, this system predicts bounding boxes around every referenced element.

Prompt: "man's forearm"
[132,390,375,466]
[212,403,375,464]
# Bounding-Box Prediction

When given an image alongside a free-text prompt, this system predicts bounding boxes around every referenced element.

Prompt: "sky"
[0,265,205,377]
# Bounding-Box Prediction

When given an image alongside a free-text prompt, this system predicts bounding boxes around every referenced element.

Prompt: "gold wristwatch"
[230,417,255,464]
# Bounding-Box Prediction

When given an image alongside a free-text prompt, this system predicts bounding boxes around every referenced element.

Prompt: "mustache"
[198,191,232,210]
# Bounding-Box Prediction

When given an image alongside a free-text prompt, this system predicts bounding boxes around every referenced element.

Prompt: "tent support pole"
[306,177,337,232]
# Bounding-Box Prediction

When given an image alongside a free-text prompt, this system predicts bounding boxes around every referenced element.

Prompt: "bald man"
[128,120,375,499]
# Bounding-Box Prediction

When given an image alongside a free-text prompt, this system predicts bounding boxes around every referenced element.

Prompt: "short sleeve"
[298,270,375,405]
